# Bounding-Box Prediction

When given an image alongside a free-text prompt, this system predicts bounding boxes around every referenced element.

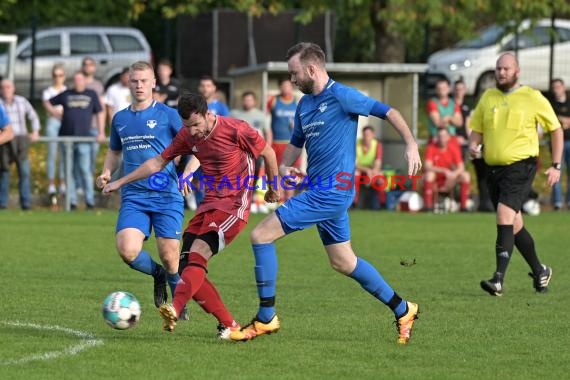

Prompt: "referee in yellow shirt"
[469,52,563,296]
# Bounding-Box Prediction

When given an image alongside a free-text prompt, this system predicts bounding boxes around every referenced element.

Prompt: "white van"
[0,26,152,98]
[426,19,570,96]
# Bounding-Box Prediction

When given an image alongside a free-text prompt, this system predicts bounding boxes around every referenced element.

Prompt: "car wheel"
[476,71,495,97]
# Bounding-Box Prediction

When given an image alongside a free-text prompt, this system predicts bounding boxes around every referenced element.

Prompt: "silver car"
[0,26,152,98]
[426,19,570,96]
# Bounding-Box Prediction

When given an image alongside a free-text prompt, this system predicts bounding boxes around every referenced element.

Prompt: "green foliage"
[0,211,569,379]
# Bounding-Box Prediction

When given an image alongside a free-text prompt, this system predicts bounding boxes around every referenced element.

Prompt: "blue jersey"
[207,99,229,116]
[291,79,390,193]
[110,101,182,199]
[269,96,297,142]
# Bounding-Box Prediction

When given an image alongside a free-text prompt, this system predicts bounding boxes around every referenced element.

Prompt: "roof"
[229,61,428,77]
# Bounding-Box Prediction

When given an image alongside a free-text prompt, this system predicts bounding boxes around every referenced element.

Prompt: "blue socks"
[253,243,278,322]
[167,272,181,297]
[128,251,158,276]
[349,257,407,318]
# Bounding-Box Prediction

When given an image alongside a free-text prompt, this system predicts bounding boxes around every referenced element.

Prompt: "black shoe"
[153,266,167,307]
[86,203,95,211]
[528,265,552,293]
[480,273,503,296]
[70,204,77,210]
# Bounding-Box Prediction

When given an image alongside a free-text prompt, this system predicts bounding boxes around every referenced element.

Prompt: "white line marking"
[0,320,104,365]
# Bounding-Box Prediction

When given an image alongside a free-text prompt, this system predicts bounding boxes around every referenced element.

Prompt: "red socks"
[460,182,470,209]
[173,252,208,315]
[193,278,236,328]
[423,181,434,209]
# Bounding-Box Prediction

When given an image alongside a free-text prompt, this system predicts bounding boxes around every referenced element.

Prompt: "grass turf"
[0,210,569,379]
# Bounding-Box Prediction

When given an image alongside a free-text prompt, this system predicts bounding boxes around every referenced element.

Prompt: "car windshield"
[455,25,506,48]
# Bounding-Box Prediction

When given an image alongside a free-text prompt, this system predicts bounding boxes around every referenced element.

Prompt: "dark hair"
[158,58,173,68]
[242,90,256,99]
[177,91,208,119]
[285,42,325,66]
[199,75,217,87]
[453,78,465,87]
[551,78,565,86]
[436,77,450,86]
[278,76,292,86]
[362,126,375,134]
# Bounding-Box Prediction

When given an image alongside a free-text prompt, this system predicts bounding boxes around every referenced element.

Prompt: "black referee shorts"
[487,157,537,213]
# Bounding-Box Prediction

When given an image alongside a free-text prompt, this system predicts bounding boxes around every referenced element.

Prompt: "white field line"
[0,320,104,365]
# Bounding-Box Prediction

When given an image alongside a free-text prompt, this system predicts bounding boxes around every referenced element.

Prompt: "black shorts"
[487,157,537,213]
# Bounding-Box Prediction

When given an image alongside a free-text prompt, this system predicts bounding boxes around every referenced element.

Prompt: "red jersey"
[425,141,463,170]
[161,116,266,220]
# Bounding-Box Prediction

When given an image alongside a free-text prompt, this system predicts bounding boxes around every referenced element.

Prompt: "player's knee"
[424,171,435,182]
[461,171,471,183]
[250,225,271,244]
[328,257,353,275]
[117,247,139,264]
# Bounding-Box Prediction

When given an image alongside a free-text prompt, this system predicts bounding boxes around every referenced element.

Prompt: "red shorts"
[185,210,246,252]
[272,142,301,168]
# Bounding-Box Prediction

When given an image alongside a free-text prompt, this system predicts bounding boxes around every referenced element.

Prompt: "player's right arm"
[96,149,121,188]
[102,154,168,195]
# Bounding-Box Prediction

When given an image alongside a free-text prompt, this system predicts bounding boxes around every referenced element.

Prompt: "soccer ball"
[102,291,141,330]
[522,199,541,216]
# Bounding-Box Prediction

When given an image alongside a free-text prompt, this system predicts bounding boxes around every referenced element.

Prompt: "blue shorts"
[116,196,184,240]
[275,189,353,245]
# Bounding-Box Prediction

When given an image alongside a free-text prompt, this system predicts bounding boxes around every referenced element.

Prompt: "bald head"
[497,52,519,69]
[0,79,15,101]
[495,52,520,92]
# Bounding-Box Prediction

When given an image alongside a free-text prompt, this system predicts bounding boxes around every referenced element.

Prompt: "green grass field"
[1,210,569,379]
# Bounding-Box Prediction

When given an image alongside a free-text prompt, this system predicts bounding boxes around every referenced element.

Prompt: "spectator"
[230,90,269,213]
[81,56,106,176]
[549,78,570,210]
[423,127,471,212]
[453,79,471,158]
[266,77,298,200]
[354,125,385,209]
[198,75,229,116]
[153,86,168,104]
[427,78,463,142]
[46,71,104,210]
[105,67,131,122]
[0,79,40,210]
[42,63,68,200]
[155,59,181,108]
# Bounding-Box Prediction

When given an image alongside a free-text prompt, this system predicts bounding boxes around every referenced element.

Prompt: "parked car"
[0,26,152,99]
[426,19,570,96]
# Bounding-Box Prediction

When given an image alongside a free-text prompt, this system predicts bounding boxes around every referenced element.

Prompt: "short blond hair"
[130,61,154,75]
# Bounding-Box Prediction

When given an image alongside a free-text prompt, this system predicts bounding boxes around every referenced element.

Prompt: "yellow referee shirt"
[470,85,560,166]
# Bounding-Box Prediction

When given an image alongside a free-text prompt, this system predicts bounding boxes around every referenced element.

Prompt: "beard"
[297,78,315,95]
[495,75,518,92]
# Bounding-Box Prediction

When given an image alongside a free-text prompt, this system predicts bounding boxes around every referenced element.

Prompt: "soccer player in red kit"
[103,91,280,339]
[423,127,471,211]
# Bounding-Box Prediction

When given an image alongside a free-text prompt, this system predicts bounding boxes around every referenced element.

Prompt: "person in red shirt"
[423,127,471,211]
[103,91,280,340]
[426,78,463,144]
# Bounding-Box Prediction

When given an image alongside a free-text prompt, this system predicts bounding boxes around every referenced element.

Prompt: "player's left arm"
[259,143,280,203]
[536,93,563,186]
[179,155,200,196]
[384,108,422,175]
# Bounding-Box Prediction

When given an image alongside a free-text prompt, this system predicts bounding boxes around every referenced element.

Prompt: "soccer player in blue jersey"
[238,42,423,344]
[96,61,186,308]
